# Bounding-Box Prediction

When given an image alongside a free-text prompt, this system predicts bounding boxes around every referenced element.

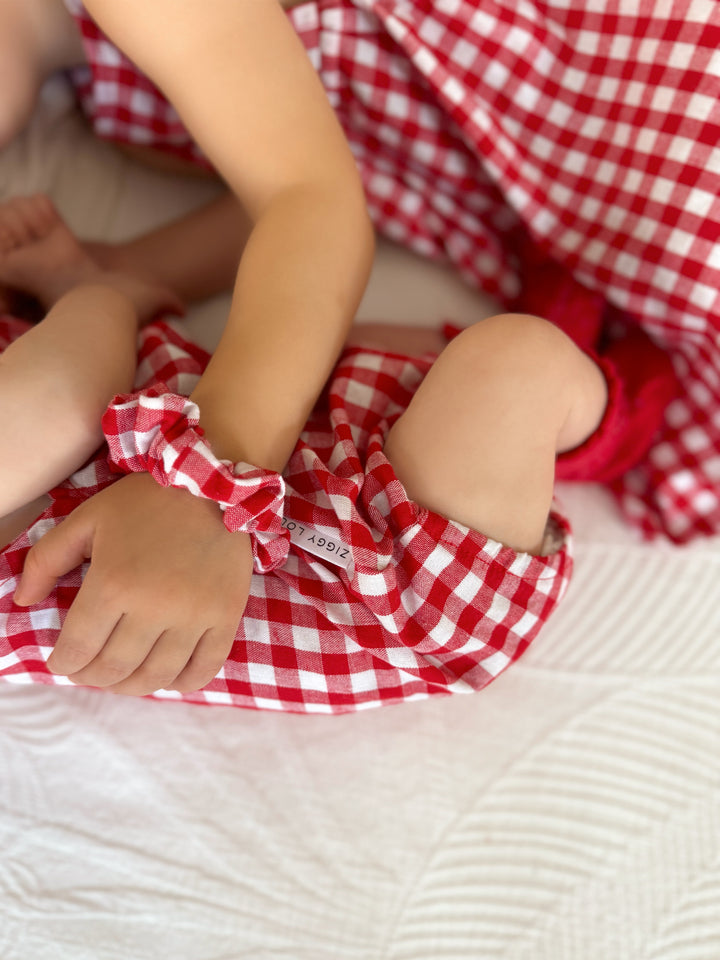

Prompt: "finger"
[168,624,238,694]
[0,225,17,254]
[1,200,34,246]
[14,509,95,607]
[14,510,94,606]
[166,300,187,319]
[45,567,129,677]
[64,612,161,689]
[105,627,200,697]
[26,194,58,238]
[161,289,186,318]
[140,290,187,328]
[10,197,43,241]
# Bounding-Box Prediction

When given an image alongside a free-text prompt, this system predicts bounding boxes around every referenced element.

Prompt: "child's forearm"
[0,284,137,516]
[81,0,375,473]
[88,192,251,304]
[190,184,375,471]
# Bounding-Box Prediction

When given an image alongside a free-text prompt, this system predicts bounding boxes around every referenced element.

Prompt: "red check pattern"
[64,0,720,544]
[0,317,571,713]
[64,0,212,171]
[102,386,290,573]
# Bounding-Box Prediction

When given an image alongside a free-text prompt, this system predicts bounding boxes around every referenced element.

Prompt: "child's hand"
[14,473,253,696]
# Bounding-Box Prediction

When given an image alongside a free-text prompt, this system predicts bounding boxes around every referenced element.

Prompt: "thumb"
[13,509,95,606]
[140,288,187,328]
[162,290,187,319]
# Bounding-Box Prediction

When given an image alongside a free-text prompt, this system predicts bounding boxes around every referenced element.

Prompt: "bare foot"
[0,194,185,324]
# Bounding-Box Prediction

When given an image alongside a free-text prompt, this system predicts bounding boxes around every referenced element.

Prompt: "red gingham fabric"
[63,0,213,171]
[63,0,720,544]
[0,316,572,713]
[102,386,290,573]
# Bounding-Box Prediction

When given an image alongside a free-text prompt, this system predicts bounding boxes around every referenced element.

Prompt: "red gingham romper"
[64,0,720,545]
[1,316,577,713]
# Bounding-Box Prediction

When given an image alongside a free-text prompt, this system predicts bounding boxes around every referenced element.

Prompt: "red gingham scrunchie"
[101,383,290,573]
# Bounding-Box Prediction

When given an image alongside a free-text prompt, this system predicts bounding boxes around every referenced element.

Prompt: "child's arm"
[88,193,252,306]
[14,0,374,697]
[83,0,375,470]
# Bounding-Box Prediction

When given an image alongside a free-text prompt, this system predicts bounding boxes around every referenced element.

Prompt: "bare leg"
[383,314,608,554]
[0,196,182,539]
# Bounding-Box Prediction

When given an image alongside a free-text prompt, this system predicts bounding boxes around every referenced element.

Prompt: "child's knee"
[443,313,607,449]
[393,314,577,445]
[383,315,564,551]
[383,313,606,551]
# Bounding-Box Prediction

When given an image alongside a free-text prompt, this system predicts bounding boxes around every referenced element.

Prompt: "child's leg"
[0,285,138,519]
[383,314,608,554]
[0,196,179,524]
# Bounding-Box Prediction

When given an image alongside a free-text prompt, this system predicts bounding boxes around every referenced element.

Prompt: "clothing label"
[282,517,352,570]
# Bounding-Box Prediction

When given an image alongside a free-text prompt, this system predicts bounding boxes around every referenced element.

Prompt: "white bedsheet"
[1,79,719,960]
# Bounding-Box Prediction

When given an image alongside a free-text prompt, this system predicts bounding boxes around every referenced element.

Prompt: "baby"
[0,194,609,709]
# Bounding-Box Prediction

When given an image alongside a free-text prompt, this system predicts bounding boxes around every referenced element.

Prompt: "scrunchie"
[101,383,290,573]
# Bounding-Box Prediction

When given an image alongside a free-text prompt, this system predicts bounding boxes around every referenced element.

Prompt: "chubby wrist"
[101,384,291,573]
[68,271,182,327]
[187,380,296,473]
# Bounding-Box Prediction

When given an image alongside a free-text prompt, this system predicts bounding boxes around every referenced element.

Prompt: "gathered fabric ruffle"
[103,385,290,573]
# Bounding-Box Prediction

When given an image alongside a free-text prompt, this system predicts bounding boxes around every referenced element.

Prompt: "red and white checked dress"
[64,0,720,544]
[0,316,576,712]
